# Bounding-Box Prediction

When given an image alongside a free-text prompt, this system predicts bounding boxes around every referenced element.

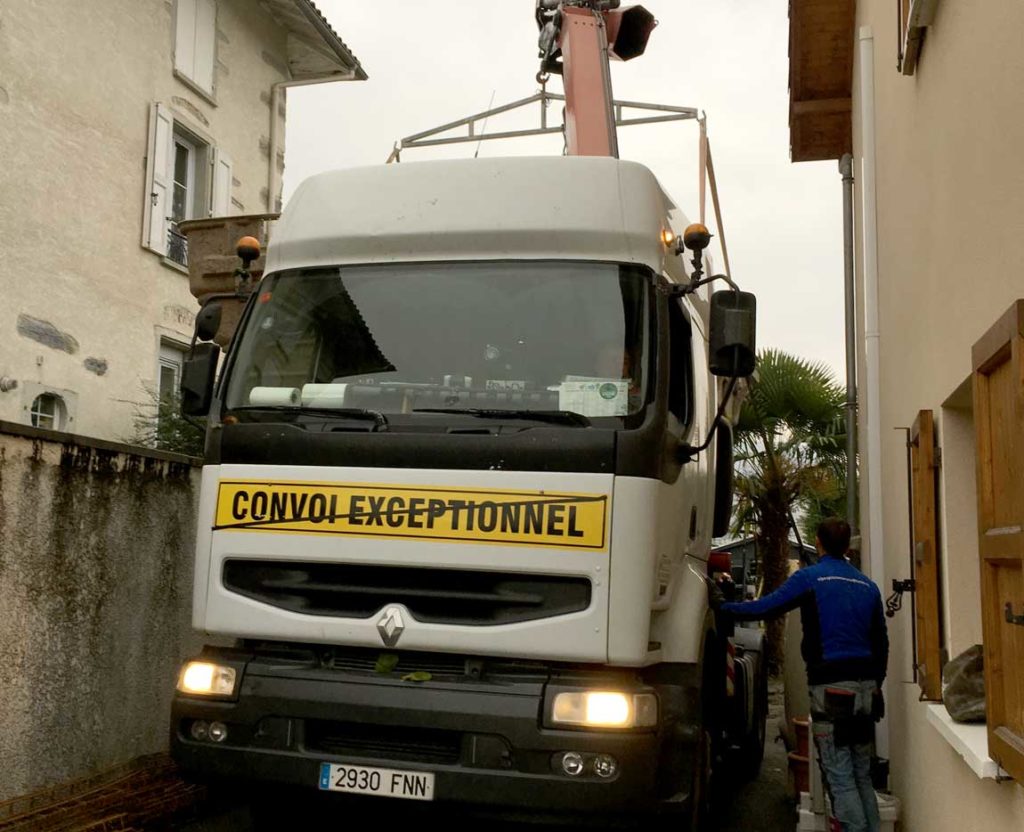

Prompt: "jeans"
[810,680,880,832]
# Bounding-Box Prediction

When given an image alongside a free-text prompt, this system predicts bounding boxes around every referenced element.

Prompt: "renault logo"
[377,606,405,647]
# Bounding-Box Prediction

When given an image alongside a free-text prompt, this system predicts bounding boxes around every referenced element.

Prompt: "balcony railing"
[167,227,189,267]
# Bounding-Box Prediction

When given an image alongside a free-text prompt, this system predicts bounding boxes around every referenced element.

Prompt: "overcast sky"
[284,1,846,379]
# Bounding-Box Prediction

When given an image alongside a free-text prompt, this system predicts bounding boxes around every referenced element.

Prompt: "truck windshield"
[223,262,651,420]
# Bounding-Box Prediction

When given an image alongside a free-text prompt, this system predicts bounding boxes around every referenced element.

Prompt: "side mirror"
[180,342,221,417]
[195,302,223,343]
[709,290,757,378]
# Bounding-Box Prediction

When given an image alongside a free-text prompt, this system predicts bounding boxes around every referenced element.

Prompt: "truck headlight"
[177,661,237,697]
[549,691,658,729]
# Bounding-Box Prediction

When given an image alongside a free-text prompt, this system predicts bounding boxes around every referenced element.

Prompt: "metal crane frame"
[387,90,732,282]
[388,87,698,159]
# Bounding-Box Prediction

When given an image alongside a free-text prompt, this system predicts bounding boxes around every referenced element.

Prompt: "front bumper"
[171,648,700,818]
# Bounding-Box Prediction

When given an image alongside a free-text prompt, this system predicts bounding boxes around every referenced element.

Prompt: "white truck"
[170,3,766,827]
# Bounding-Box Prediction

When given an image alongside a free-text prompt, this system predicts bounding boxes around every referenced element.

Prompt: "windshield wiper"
[231,405,388,429]
[413,408,590,427]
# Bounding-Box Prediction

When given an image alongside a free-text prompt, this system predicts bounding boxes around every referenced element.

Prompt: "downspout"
[268,72,358,212]
[859,25,889,760]
[840,153,859,541]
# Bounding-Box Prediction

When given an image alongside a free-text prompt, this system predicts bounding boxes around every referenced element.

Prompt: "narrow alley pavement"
[0,683,796,832]
[712,679,794,832]
[180,679,796,832]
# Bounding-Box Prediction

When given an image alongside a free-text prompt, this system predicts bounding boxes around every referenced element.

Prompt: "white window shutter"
[174,0,197,79]
[142,103,174,254]
[211,147,233,217]
[194,0,217,94]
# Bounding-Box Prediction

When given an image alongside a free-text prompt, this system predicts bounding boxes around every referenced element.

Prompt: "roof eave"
[294,0,368,81]
[788,0,854,163]
[262,0,368,82]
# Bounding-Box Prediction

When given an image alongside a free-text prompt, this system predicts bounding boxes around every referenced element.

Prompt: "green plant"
[732,349,848,672]
[128,385,205,457]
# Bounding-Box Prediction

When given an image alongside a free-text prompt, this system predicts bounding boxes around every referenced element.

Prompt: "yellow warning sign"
[214,480,609,550]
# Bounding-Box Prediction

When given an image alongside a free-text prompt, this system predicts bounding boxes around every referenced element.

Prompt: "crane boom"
[537,1,657,157]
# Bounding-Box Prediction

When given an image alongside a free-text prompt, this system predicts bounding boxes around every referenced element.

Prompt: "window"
[223,262,653,420]
[668,299,695,431]
[970,299,1024,783]
[174,0,217,97]
[172,134,197,225]
[142,104,232,262]
[30,394,65,430]
[159,342,188,403]
[938,380,983,660]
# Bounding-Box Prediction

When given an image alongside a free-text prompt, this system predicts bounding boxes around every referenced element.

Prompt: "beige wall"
[851,0,1024,826]
[0,0,289,442]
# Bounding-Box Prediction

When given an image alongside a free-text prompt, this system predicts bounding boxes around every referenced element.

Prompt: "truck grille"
[327,648,470,677]
[305,720,462,765]
[222,560,591,625]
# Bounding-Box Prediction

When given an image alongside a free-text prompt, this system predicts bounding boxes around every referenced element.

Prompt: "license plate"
[318,762,435,801]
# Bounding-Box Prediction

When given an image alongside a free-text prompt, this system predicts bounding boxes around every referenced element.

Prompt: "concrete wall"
[0,423,202,801]
[850,0,1024,827]
[0,0,290,442]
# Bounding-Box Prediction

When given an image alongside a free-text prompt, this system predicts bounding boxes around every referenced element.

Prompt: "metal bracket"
[668,273,738,298]
[885,578,916,618]
[1005,602,1024,626]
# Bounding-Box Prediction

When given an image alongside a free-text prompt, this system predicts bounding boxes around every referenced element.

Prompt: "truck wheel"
[737,662,768,779]
[689,727,713,831]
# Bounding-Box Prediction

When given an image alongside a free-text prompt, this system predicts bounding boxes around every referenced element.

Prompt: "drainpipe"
[268,72,358,212]
[859,25,888,760]
[840,153,859,541]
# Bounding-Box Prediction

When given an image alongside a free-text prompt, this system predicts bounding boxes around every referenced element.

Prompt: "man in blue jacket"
[717,518,888,832]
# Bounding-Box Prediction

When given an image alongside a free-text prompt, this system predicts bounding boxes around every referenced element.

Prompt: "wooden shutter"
[174,0,215,94]
[211,147,232,217]
[972,299,1024,784]
[898,0,940,76]
[142,103,173,255]
[193,0,217,94]
[174,0,197,79]
[910,410,944,701]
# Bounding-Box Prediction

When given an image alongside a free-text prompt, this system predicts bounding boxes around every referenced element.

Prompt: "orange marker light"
[661,229,676,247]
[236,236,261,260]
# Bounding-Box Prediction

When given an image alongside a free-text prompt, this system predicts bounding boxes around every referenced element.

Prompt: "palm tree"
[732,349,847,671]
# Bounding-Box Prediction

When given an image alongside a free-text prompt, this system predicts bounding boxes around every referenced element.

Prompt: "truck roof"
[265,156,692,276]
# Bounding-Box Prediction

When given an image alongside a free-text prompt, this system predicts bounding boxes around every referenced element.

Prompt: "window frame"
[158,341,189,403]
[218,261,657,423]
[171,133,198,225]
[29,393,67,431]
[143,104,230,265]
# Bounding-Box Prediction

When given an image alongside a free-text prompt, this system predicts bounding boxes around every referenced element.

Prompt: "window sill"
[173,70,218,108]
[925,703,1009,780]
[161,257,190,275]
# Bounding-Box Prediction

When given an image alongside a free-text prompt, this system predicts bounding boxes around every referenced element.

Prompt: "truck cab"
[170,154,760,826]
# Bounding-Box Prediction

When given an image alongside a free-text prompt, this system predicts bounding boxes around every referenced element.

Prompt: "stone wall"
[0,423,202,800]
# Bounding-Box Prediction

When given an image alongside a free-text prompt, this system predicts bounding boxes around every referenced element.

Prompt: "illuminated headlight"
[550,691,658,729]
[177,661,237,697]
